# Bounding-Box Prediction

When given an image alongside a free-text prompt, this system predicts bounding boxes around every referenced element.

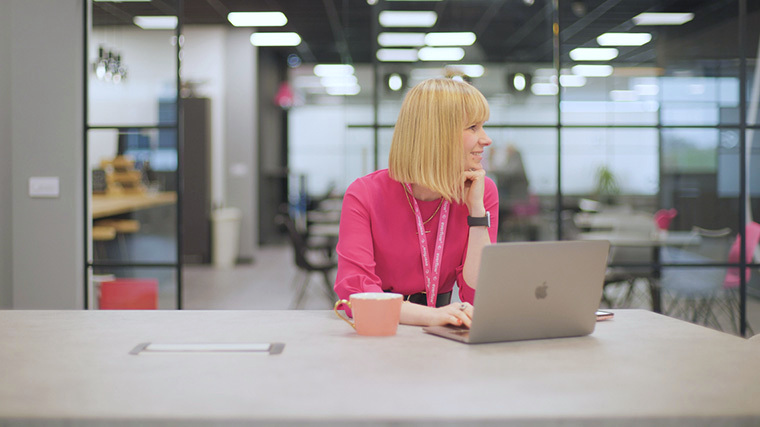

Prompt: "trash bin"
[211,207,242,268]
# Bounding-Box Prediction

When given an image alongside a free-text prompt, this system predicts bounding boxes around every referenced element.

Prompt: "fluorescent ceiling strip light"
[250,32,301,46]
[445,64,484,78]
[634,84,660,96]
[559,74,587,87]
[227,12,287,27]
[386,0,442,2]
[378,32,426,47]
[410,68,444,79]
[531,83,558,96]
[326,85,361,96]
[377,48,419,62]
[610,90,639,102]
[571,64,614,77]
[569,47,618,61]
[633,12,694,26]
[596,32,652,46]
[313,64,355,77]
[133,16,178,30]
[424,32,476,46]
[379,11,437,28]
[94,0,150,2]
[320,75,359,87]
[418,47,464,61]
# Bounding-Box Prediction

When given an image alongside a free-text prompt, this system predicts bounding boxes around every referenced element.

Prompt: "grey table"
[1,309,758,426]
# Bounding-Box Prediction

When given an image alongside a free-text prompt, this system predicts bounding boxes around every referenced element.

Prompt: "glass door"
[85,0,182,309]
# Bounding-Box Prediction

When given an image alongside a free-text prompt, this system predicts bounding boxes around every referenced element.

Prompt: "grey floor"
[183,244,760,338]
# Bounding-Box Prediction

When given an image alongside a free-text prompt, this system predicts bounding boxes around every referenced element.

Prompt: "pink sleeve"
[456,177,499,304]
[334,181,385,302]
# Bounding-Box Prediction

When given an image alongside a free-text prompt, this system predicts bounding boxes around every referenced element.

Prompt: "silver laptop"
[423,240,610,344]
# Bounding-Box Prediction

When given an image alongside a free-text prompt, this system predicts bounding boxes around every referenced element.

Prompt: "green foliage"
[594,165,620,200]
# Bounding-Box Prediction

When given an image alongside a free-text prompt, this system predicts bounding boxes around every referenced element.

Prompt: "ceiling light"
[326,85,361,96]
[410,68,444,80]
[633,12,694,26]
[320,75,359,87]
[250,32,301,46]
[377,49,419,62]
[379,11,437,28]
[424,32,477,46]
[227,12,287,27]
[418,47,464,62]
[559,74,587,87]
[531,83,558,96]
[446,64,484,78]
[596,32,652,46]
[378,33,426,47]
[133,16,177,30]
[94,0,150,2]
[571,64,614,77]
[569,47,618,61]
[313,64,355,77]
[513,73,527,91]
[634,84,660,96]
[387,73,404,91]
[610,90,638,102]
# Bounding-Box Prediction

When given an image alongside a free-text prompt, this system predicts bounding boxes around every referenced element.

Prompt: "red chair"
[99,278,158,310]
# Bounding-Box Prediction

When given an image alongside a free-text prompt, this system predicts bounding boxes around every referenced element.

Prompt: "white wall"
[0,1,13,308]
[7,0,84,308]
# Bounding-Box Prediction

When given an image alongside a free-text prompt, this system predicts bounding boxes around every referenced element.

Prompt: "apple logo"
[535,281,548,299]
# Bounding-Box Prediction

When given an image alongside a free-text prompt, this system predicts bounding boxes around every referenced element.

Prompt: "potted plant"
[594,165,620,205]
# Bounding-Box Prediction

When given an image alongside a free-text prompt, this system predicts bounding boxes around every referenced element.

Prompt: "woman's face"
[462,121,492,171]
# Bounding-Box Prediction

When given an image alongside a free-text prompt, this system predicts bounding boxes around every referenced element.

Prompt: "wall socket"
[29,177,60,198]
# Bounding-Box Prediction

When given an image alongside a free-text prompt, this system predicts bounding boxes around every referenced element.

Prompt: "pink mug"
[334,292,403,336]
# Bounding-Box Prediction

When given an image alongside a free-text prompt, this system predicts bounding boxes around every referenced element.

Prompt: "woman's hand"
[399,301,474,327]
[463,169,487,216]
[428,302,474,328]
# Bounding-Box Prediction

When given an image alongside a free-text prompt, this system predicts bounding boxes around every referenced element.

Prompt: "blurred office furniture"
[92,191,177,219]
[94,219,140,260]
[92,225,117,260]
[578,209,697,312]
[275,212,337,309]
[181,97,211,264]
[660,223,759,334]
[211,207,241,268]
[98,278,158,310]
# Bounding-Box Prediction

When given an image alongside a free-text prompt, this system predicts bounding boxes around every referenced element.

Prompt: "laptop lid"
[424,240,610,344]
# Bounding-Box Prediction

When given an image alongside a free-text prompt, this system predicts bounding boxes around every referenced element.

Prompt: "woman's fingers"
[444,302,473,328]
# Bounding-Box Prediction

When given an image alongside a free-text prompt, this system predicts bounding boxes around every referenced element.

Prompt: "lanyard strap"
[405,184,450,307]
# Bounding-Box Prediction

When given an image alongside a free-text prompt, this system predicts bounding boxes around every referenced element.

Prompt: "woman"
[334,78,498,328]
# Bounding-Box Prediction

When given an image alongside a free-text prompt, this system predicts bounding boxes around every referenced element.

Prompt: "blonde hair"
[388,78,489,203]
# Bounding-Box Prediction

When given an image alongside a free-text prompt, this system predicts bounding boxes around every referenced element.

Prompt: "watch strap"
[467,212,490,227]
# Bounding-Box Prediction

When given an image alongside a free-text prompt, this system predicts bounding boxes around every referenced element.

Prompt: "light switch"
[29,177,60,198]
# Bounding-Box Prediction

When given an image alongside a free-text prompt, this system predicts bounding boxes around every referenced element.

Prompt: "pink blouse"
[334,169,499,305]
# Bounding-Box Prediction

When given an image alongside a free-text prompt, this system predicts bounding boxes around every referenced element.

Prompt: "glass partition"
[85,0,181,309]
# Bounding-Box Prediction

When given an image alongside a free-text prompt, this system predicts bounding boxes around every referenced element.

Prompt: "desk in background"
[92,191,177,219]
[0,309,758,426]
[580,230,700,313]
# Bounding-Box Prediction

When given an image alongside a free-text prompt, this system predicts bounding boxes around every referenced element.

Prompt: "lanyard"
[405,184,450,307]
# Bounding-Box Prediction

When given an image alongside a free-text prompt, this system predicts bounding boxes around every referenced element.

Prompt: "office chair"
[660,223,759,335]
[275,212,337,309]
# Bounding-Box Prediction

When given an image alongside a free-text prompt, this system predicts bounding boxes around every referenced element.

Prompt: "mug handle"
[333,300,355,329]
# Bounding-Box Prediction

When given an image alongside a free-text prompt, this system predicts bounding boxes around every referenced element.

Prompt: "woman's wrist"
[468,205,486,217]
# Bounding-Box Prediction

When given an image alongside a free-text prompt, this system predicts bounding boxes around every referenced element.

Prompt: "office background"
[1,0,759,335]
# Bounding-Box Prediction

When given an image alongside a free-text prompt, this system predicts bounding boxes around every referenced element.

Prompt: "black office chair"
[275,212,337,309]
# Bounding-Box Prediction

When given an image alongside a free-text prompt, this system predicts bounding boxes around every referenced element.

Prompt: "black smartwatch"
[467,211,490,228]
